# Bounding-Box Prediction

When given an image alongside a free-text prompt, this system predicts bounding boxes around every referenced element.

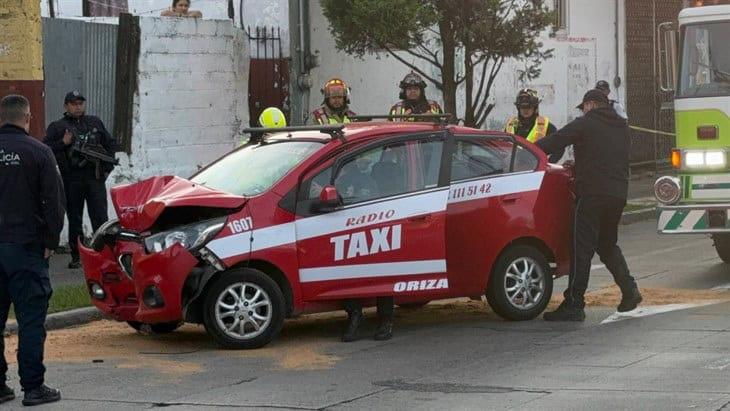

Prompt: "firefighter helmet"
[322,78,349,99]
[514,88,540,109]
[258,107,287,128]
[399,71,427,90]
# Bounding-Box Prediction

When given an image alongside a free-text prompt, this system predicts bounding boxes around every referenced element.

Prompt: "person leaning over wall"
[160,0,203,17]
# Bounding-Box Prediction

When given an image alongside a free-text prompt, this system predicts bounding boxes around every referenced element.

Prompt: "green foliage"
[321,0,555,126]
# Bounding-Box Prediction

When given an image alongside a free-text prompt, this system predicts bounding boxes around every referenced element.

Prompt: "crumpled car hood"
[111,176,246,232]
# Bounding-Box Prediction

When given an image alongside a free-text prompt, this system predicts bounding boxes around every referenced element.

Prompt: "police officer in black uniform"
[536,89,643,321]
[0,95,64,406]
[44,91,115,269]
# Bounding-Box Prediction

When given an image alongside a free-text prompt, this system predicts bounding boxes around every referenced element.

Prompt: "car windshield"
[191,140,322,196]
[678,21,730,98]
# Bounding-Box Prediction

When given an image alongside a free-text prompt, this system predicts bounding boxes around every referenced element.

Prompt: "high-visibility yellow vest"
[504,116,550,143]
[312,107,355,125]
[388,100,442,121]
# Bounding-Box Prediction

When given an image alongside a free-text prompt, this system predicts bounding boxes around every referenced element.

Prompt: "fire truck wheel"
[203,268,285,349]
[712,234,730,264]
[127,321,182,334]
[486,245,553,321]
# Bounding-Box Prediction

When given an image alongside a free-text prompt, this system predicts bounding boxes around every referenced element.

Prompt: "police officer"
[536,89,643,321]
[595,80,628,120]
[44,91,115,269]
[389,71,443,121]
[0,95,64,406]
[312,78,357,125]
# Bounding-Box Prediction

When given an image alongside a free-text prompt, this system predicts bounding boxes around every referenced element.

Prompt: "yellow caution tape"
[629,125,676,137]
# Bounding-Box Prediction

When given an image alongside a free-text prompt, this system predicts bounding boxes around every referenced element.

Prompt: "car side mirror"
[316,185,341,213]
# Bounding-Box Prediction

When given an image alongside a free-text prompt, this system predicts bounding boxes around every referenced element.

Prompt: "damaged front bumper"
[80,241,206,324]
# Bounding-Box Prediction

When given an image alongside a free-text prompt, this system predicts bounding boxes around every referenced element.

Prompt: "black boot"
[374,318,393,341]
[617,286,643,313]
[22,384,60,406]
[543,301,585,322]
[341,310,363,342]
[0,383,15,404]
[68,256,81,269]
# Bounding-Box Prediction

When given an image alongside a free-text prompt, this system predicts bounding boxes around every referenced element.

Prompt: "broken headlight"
[144,217,226,253]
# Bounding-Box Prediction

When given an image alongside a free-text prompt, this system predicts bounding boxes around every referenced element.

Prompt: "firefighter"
[388,71,442,121]
[247,107,287,144]
[312,79,357,125]
[504,88,557,143]
[536,89,643,321]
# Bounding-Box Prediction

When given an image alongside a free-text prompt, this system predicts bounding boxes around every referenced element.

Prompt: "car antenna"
[240,125,346,143]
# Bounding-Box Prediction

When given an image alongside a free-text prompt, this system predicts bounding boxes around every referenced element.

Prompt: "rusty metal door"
[247,27,290,127]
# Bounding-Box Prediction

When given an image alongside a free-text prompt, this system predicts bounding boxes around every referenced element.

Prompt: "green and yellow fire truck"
[655,3,730,261]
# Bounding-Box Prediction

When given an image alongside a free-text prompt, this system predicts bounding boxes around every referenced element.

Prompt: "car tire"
[486,245,553,321]
[202,268,285,349]
[127,321,182,334]
[712,234,730,264]
[397,301,430,309]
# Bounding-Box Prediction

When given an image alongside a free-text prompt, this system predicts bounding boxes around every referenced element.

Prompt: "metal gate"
[247,26,290,127]
[42,18,117,137]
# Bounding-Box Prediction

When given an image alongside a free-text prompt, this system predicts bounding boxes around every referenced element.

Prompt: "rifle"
[72,143,119,180]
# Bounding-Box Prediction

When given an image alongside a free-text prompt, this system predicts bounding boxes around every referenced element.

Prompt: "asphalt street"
[6,219,730,411]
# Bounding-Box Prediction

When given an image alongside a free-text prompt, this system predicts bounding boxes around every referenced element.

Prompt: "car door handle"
[501,194,521,203]
[408,214,432,223]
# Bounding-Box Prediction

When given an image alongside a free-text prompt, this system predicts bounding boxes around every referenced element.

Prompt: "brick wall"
[625,0,683,164]
[113,16,250,184]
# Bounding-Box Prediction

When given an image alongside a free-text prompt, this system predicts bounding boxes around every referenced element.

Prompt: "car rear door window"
[450,136,537,182]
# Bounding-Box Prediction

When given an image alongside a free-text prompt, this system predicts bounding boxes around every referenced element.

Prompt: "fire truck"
[655,2,730,261]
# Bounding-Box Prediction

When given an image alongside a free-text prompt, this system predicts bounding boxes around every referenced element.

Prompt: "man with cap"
[312,78,357,125]
[595,80,628,120]
[44,91,115,269]
[0,94,64,406]
[535,89,643,321]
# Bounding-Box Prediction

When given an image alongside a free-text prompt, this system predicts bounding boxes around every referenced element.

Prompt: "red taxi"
[80,122,573,348]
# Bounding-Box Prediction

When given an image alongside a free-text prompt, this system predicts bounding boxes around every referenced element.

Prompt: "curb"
[621,207,656,225]
[3,307,101,336]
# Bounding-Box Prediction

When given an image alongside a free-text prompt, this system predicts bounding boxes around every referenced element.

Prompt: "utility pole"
[48,0,55,18]
[288,0,316,125]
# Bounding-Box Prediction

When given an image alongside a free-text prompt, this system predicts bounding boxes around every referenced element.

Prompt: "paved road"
[12,218,730,411]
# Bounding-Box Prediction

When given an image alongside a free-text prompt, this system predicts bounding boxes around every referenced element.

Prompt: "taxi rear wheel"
[486,245,553,321]
[203,268,285,349]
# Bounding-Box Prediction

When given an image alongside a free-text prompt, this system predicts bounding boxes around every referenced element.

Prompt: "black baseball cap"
[576,89,609,109]
[595,80,610,92]
[64,91,86,103]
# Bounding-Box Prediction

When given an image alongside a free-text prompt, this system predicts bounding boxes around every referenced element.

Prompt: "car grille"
[118,254,134,279]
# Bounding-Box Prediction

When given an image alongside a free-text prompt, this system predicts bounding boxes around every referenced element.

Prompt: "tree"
[321,0,554,127]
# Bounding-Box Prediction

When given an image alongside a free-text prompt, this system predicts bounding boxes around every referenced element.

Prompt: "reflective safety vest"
[388,100,442,121]
[312,107,356,125]
[504,116,550,143]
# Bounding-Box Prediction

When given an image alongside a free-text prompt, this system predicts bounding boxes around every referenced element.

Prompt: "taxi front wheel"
[486,245,553,321]
[203,268,285,349]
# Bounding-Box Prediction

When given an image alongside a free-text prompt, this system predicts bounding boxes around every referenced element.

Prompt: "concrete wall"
[60,17,249,244]
[308,0,627,131]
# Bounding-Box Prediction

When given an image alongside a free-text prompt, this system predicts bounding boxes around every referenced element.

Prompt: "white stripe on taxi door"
[299,259,447,282]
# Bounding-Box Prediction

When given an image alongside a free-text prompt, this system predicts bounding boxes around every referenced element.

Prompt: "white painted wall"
[60,17,249,244]
[308,0,627,131]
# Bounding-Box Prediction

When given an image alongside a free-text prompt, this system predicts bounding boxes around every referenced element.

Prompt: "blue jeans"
[0,243,52,390]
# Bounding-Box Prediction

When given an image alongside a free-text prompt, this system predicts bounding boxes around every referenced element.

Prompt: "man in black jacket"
[0,95,63,406]
[44,91,115,269]
[536,89,643,321]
